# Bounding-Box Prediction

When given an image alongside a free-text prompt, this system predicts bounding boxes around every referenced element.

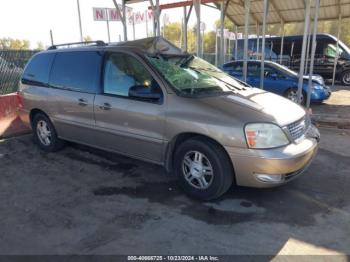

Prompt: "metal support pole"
[307,0,320,109]
[220,1,225,65]
[149,0,156,36]
[279,21,284,64]
[243,0,250,83]
[215,29,218,66]
[113,0,127,41]
[304,15,311,75]
[76,0,83,42]
[107,17,111,43]
[259,0,268,89]
[332,14,342,88]
[146,11,149,37]
[156,0,161,36]
[269,40,273,60]
[297,0,311,104]
[228,38,231,61]
[194,0,202,57]
[183,6,188,51]
[122,0,127,40]
[256,23,260,60]
[235,26,238,60]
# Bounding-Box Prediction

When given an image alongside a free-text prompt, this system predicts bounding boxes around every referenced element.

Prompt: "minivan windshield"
[147,54,248,96]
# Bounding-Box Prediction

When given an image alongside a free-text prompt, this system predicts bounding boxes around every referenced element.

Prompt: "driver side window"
[104,53,158,97]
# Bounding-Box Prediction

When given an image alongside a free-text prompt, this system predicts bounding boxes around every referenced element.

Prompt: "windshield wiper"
[188,67,243,91]
[178,55,195,67]
[180,86,233,96]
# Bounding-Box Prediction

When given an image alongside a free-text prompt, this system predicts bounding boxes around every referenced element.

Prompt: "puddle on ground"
[65,142,349,227]
[92,181,330,227]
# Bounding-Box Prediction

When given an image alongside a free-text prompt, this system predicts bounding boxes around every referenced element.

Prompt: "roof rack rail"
[47,40,106,50]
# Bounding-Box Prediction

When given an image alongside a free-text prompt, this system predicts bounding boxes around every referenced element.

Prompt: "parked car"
[18,37,320,200]
[222,60,331,103]
[233,34,350,85]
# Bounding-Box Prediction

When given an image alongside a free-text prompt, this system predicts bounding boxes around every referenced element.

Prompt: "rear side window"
[22,53,55,86]
[49,51,102,93]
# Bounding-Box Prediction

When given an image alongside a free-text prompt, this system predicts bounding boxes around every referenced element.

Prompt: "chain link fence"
[0,50,37,95]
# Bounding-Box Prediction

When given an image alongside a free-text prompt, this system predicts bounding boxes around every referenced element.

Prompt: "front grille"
[287,116,310,141]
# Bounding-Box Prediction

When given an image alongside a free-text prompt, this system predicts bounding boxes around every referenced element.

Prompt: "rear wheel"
[32,113,65,152]
[340,70,350,85]
[174,137,234,200]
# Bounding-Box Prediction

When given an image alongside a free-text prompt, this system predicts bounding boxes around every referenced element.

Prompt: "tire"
[174,137,234,200]
[285,88,306,105]
[32,113,65,152]
[340,70,350,86]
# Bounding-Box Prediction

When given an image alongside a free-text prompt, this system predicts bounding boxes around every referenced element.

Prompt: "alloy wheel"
[287,90,304,104]
[342,72,350,85]
[36,120,52,146]
[182,151,214,190]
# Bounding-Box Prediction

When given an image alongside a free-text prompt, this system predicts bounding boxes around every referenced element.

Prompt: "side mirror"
[128,85,162,101]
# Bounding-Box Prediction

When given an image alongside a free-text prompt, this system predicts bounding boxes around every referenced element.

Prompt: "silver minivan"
[18,37,320,200]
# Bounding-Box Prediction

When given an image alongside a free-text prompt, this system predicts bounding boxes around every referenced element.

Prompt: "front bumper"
[225,125,319,188]
[310,86,331,102]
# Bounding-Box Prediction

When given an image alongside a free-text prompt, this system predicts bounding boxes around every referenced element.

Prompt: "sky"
[0,0,221,48]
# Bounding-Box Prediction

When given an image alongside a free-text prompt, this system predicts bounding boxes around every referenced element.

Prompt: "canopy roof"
[223,0,350,26]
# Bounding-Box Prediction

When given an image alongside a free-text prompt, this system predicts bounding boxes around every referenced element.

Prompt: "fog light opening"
[255,174,284,183]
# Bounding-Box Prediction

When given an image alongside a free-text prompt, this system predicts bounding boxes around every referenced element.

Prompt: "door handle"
[99,102,111,110]
[78,98,88,106]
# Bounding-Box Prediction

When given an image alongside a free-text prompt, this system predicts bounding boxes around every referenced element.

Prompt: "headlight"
[245,123,290,149]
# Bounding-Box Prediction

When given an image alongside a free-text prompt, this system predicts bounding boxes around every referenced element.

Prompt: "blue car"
[222,60,331,103]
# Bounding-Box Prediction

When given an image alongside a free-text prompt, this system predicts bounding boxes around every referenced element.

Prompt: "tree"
[0,38,30,49]
[162,22,182,47]
[35,41,45,50]
[214,18,234,32]
[84,35,93,42]
[203,31,216,53]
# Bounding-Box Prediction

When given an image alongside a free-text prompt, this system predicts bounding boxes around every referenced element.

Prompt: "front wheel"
[174,137,234,200]
[285,88,305,105]
[340,70,350,86]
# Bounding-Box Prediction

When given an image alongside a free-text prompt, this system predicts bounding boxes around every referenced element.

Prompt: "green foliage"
[203,31,216,53]
[0,38,30,50]
[35,41,45,51]
[163,22,182,47]
[162,22,217,54]
[214,18,234,31]
[84,35,93,42]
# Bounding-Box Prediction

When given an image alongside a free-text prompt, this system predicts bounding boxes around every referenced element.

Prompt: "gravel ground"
[0,127,349,255]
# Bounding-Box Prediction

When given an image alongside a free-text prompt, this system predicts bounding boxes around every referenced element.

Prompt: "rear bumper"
[225,125,319,188]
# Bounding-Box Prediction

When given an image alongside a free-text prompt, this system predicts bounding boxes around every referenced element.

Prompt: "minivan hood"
[216,88,305,126]
[302,74,324,85]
